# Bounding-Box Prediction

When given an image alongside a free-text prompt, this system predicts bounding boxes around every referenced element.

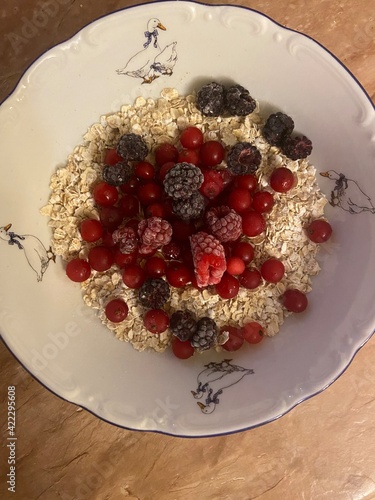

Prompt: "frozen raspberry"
[226,142,261,175]
[112,225,138,254]
[190,317,218,351]
[138,217,172,254]
[263,112,294,146]
[190,232,226,288]
[205,206,242,242]
[138,278,170,309]
[172,191,205,221]
[116,133,148,161]
[224,84,256,116]
[199,169,224,199]
[196,82,225,117]
[163,163,204,200]
[170,310,197,342]
[282,135,313,160]
[102,163,133,186]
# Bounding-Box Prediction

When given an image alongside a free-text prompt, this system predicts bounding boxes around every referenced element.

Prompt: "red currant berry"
[137,182,163,206]
[145,256,167,278]
[119,194,140,217]
[80,219,103,242]
[113,248,138,268]
[122,264,147,288]
[282,289,308,313]
[172,337,195,359]
[234,174,258,192]
[199,140,225,167]
[159,161,176,181]
[93,181,118,207]
[221,325,244,351]
[180,126,204,150]
[238,267,262,289]
[199,169,224,199]
[178,149,200,165]
[162,241,181,260]
[242,211,266,237]
[143,309,169,334]
[226,256,246,276]
[242,322,265,344]
[99,206,124,231]
[88,246,114,272]
[166,261,193,288]
[144,202,167,219]
[261,258,285,283]
[66,258,91,282]
[102,230,116,248]
[105,298,129,323]
[104,148,123,165]
[134,161,155,180]
[228,188,252,213]
[306,219,332,243]
[171,219,196,242]
[252,191,275,213]
[154,143,179,167]
[215,273,239,299]
[120,176,139,194]
[232,241,255,264]
[270,167,295,193]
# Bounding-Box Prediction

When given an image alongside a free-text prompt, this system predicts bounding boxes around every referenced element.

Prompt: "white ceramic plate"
[1,1,374,437]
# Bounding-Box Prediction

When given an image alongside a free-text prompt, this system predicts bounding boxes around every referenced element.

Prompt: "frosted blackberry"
[102,163,133,186]
[196,82,225,117]
[138,279,170,309]
[224,84,256,116]
[263,112,294,146]
[227,142,261,175]
[163,163,204,200]
[170,310,197,342]
[116,133,148,161]
[282,135,313,160]
[172,191,205,221]
[191,317,218,351]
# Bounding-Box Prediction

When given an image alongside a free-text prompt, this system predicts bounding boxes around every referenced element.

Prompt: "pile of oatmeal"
[41,88,327,352]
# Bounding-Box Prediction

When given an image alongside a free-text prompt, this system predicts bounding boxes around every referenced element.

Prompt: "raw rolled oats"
[41,89,327,352]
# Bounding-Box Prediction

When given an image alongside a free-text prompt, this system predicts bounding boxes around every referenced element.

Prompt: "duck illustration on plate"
[0,223,55,281]
[320,170,375,214]
[116,18,178,84]
[191,359,254,414]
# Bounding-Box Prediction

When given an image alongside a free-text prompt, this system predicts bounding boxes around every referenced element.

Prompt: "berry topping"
[215,272,240,299]
[180,126,204,150]
[137,217,172,254]
[199,169,224,199]
[80,219,104,243]
[226,142,262,175]
[221,325,244,351]
[243,321,265,344]
[224,84,256,116]
[163,162,204,200]
[138,278,170,309]
[199,141,225,168]
[112,225,138,254]
[282,135,313,160]
[143,309,169,334]
[66,258,91,282]
[172,191,205,221]
[270,167,295,193]
[170,310,197,341]
[190,317,218,351]
[105,298,129,323]
[306,219,332,243]
[103,163,133,186]
[190,232,227,288]
[263,112,294,146]
[205,205,242,242]
[282,289,308,313]
[196,82,225,117]
[171,337,195,359]
[116,133,148,161]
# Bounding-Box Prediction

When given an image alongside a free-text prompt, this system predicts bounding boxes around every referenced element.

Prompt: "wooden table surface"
[1,1,374,499]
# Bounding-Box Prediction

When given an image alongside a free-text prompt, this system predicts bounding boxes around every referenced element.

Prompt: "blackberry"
[224,84,256,116]
[102,163,133,186]
[173,191,205,221]
[282,135,313,160]
[170,310,197,341]
[226,142,261,175]
[116,133,148,161]
[206,206,242,242]
[138,279,170,309]
[196,82,225,117]
[163,163,204,200]
[263,112,294,146]
[191,317,218,351]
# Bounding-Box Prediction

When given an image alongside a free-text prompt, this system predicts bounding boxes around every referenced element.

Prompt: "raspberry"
[205,206,242,242]
[102,163,133,186]
[282,135,313,160]
[163,163,204,200]
[196,82,225,117]
[116,133,148,161]
[199,169,224,199]
[172,191,205,221]
[226,142,261,175]
[190,317,218,351]
[170,310,197,341]
[112,226,138,254]
[263,112,294,146]
[190,232,226,288]
[137,217,172,254]
[138,278,170,309]
[224,84,256,116]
